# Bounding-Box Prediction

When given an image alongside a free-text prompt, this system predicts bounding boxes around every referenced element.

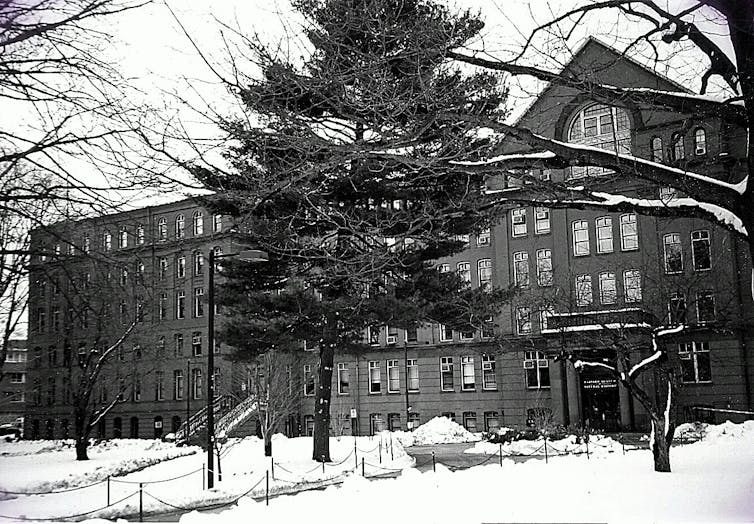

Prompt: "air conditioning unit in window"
[513,215,525,224]
[537,359,549,368]
[679,353,692,360]
[386,335,397,345]
[482,362,493,371]
[441,363,452,372]
[523,360,535,369]
[536,209,548,219]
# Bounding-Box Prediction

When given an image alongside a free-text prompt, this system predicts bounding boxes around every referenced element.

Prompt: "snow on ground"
[392,416,482,447]
[0,434,412,521]
[0,439,200,494]
[168,421,753,524]
[463,434,621,456]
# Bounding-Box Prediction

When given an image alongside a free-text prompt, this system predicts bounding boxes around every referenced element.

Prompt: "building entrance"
[580,368,620,431]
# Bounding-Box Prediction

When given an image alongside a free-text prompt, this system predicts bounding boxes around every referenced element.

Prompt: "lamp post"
[206,248,268,489]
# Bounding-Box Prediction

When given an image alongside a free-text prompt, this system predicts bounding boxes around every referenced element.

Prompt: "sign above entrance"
[582,378,617,390]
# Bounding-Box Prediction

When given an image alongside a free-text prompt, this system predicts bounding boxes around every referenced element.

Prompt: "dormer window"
[567,104,631,178]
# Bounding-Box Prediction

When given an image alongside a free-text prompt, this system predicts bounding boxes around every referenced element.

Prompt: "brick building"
[1,340,28,427]
[24,39,753,439]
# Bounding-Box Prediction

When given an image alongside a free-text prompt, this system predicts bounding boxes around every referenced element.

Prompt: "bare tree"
[245,353,300,457]
[533,250,742,471]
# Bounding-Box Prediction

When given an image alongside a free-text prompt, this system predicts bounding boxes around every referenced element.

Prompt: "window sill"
[482,387,498,392]
[387,390,400,395]
[681,381,713,385]
[440,389,455,393]
[526,386,550,390]
[461,388,476,393]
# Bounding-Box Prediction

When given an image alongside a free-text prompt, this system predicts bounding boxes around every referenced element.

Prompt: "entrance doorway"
[580,368,620,431]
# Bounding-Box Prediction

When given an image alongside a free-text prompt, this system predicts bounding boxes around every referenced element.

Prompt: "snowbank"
[166,421,754,524]
[464,434,621,456]
[393,417,482,447]
[0,439,200,493]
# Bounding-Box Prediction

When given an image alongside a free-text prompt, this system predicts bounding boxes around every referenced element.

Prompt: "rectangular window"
[176,255,186,278]
[668,293,687,324]
[623,270,642,303]
[516,307,532,334]
[536,249,553,286]
[620,214,638,251]
[405,325,418,344]
[159,257,168,280]
[439,324,453,342]
[304,415,315,436]
[303,364,315,396]
[572,220,590,256]
[459,329,475,341]
[440,356,454,391]
[535,207,550,234]
[194,252,204,276]
[513,252,530,288]
[478,259,492,291]
[192,369,202,399]
[387,413,401,431]
[387,359,400,393]
[8,372,25,383]
[596,217,614,253]
[407,359,419,392]
[192,332,202,356]
[155,371,164,401]
[176,291,185,319]
[337,363,349,395]
[664,233,683,273]
[159,293,168,320]
[576,275,593,306]
[679,342,711,383]
[696,291,715,323]
[193,287,204,317]
[599,272,617,304]
[481,315,494,339]
[691,230,711,271]
[457,262,471,284]
[369,361,381,394]
[539,306,554,330]
[438,263,451,273]
[511,208,527,237]
[524,351,550,389]
[476,228,491,246]
[482,354,496,390]
[213,214,223,232]
[367,325,380,346]
[484,411,500,432]
[386,326,398,345]
[174,333,184,357]
[173,370,183,400]
[461,356,475,391]
[463,411,477,432]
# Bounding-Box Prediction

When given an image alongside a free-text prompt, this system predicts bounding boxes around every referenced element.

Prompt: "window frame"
[337,362,350,395]
[534,207,550,234]
[623,269,642,303]
[598,272,617,305]
[691,230,711,271]
[572,220,590,256]
[513,251,530,288]
[619,213,639,251]
[595,216,614,254]
[694,128,707,156]
[679,341,711,383]
[663,233,684,274]
[368,361,382,394]
[461,356,475,391]
[387,359,400,393]
[511,208,527,237]
[440,356,454,391]
[481,354,497,390]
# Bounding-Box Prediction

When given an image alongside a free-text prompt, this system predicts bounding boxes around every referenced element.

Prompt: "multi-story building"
[1,340,28,427]
[24,39,753,439]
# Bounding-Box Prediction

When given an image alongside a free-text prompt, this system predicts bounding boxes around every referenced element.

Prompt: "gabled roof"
[511,36,691,127]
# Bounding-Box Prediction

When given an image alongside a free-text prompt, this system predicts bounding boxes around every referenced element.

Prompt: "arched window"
[157,218,167,241]
[567,103,631,178]
[136,224,145,245]
[650,137,663,162]
[694,128,707,156]
[103,231,112,251]
[193,211,204,236]
[175,214,185,239]
[119,227,128,248]
[671,132,685,161]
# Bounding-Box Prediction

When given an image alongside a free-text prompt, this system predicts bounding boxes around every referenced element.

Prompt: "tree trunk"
[649,418,672,472]
[313,340,335,462]
[264,434,272,457]
[74,403,90,461]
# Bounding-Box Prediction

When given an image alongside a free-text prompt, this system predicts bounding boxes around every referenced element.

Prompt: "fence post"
[499,444,502,467]
[265,470,269,506]
[390,434,394,461]
[139,482,143,522]
[321,455,325,474]
[271,456,275,480]
[586,437,590,460]
[354,440,358,471]
[379,440,382,463]
[544,437,548,464]
[202,463,206,489]
[107,476,110,506]
[621,435,625,455]
[361,457,365,477]
[432,451,436,472]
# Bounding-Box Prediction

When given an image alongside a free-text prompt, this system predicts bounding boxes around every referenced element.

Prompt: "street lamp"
[206,248,268,489]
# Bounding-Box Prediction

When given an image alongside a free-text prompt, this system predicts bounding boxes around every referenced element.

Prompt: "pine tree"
[195,0,511,461]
